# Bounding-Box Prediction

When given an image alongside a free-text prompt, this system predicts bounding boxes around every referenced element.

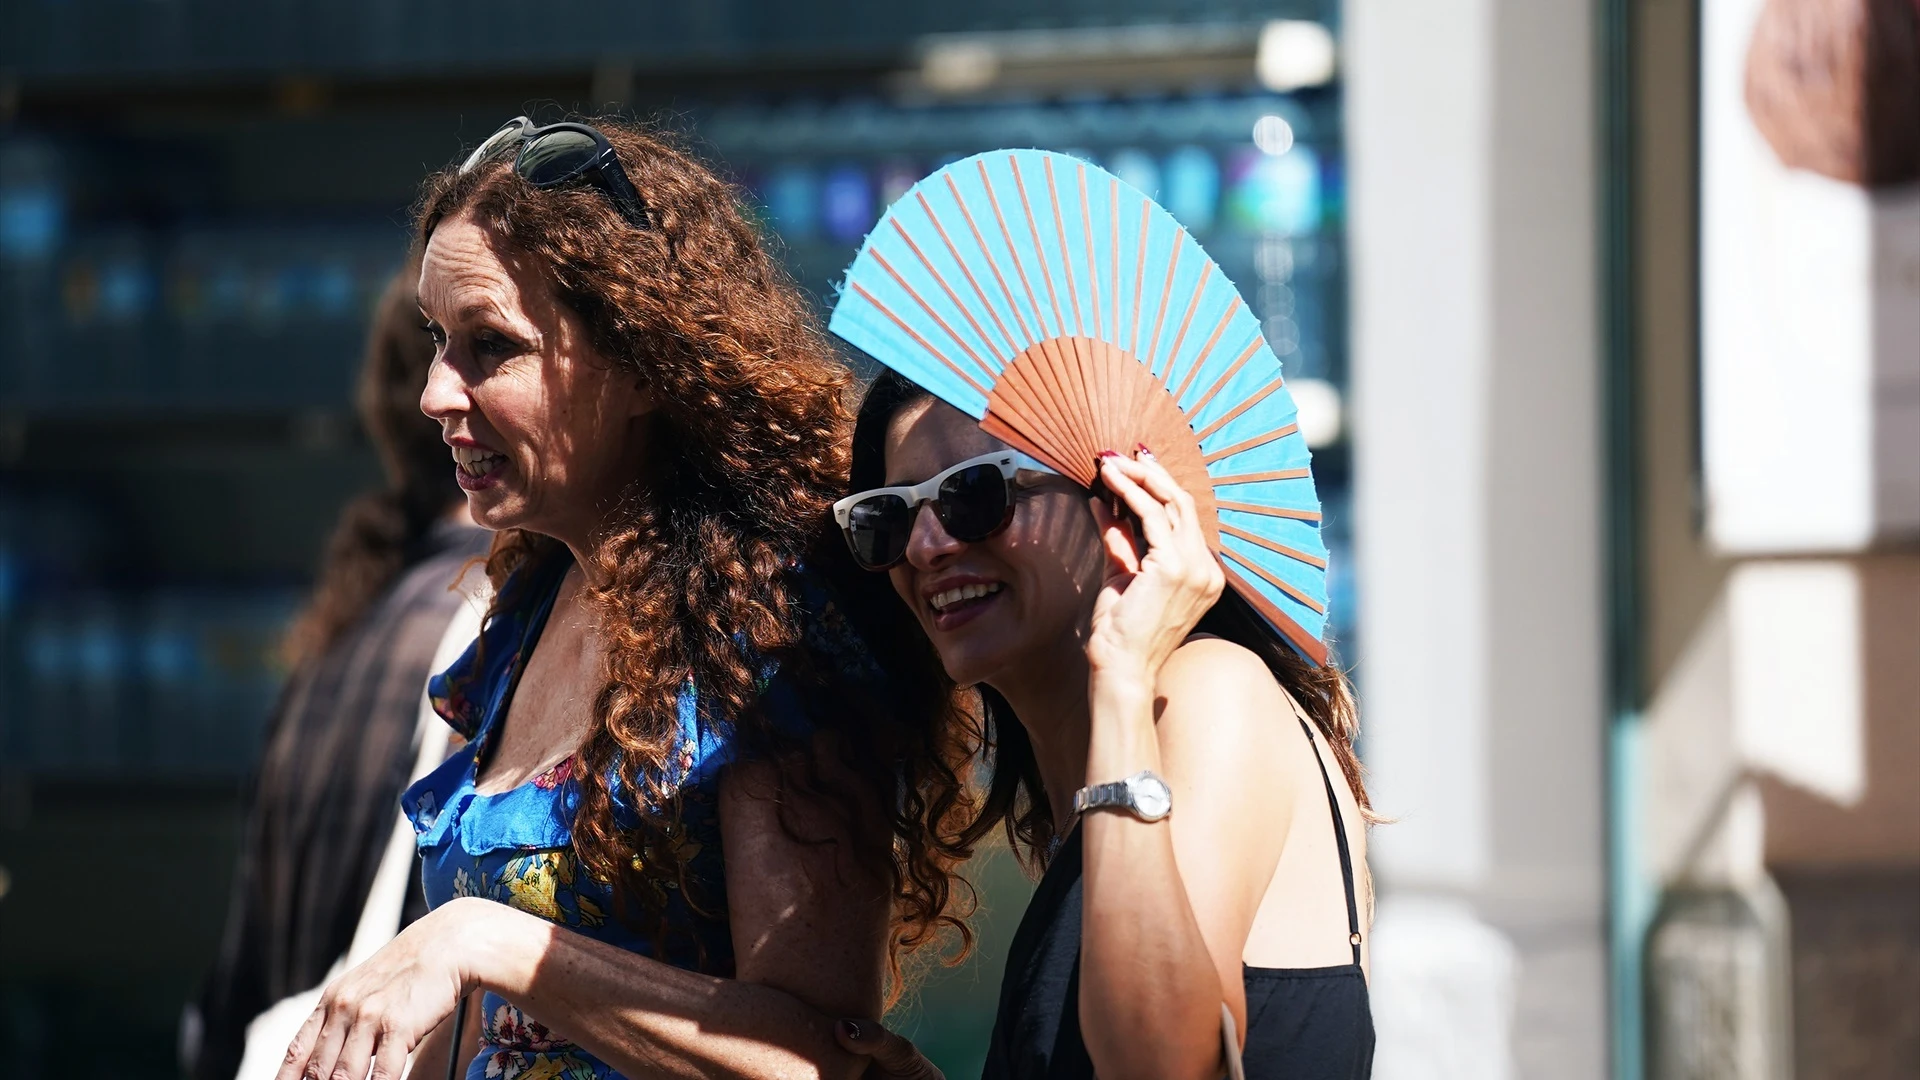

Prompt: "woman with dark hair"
[831,369,1376,1079]
[274,117,976,1080]
[191,264,489,1080]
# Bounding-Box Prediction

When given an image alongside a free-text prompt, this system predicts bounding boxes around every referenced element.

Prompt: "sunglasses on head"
[834,450,1062,572]
[461,116,651,230]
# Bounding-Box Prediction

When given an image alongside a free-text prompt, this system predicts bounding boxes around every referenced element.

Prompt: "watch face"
[1130,775,1173,819]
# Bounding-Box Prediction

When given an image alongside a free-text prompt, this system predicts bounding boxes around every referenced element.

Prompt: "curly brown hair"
[413,117,984,997]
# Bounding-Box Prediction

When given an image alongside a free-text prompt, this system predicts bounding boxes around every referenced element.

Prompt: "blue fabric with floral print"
[404,551,880,1080]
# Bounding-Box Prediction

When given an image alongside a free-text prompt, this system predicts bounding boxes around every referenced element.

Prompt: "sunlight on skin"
[417,210,657,568]
[882,399,1108,695]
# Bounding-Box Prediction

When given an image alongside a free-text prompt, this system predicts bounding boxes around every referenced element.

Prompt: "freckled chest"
[473,577,602,795]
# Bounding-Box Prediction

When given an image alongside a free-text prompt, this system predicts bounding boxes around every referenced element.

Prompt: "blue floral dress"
[402,552,881,1080]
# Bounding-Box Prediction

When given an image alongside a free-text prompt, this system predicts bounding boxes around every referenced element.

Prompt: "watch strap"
[1073,771,1173,821]
[1072,779,1131,815]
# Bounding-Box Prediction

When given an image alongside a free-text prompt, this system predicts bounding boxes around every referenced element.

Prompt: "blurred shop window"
[0,486,298,777]
[1163,145,1221,231]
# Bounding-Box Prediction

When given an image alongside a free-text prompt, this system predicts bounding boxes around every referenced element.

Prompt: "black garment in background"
[190,522,489,1080]
[982,718,1375,1080]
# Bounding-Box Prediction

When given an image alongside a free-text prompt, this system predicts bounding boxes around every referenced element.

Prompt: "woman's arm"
[484,752,892,1080]
[1073,451,1293,1080]
[277,742,893,1080]
[1079,644,1293,1080]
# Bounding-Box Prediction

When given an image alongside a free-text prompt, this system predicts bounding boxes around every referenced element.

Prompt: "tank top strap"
[1294,714,1363,966]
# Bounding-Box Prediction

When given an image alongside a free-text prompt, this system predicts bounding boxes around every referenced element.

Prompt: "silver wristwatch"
[1072,770,1173,822]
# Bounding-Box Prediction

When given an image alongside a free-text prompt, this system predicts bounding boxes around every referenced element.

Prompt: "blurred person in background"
[274,116,977,1080]
[188,263,490,1080]
[829,373,1376,1080]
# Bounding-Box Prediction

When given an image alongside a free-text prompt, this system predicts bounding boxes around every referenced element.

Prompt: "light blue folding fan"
[829,149,1329,664]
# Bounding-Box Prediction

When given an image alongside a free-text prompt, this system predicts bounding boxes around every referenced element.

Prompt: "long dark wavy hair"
[849,370,1374,871]
[284,263,461,667]
[413,117,981,995]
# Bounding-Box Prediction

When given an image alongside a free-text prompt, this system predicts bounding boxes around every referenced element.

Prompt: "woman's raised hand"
[274,898,491,1080]
[1085,447,1226,687]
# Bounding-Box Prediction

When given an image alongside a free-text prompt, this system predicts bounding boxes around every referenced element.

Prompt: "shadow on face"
[881,399,1108,690]
[417,211,656,547]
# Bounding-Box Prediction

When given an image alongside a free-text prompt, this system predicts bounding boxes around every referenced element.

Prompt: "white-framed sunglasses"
[833,450,1060,571]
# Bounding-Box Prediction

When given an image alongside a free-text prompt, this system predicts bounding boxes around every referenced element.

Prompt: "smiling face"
[417,210,656,546]
[882,399,1108,689]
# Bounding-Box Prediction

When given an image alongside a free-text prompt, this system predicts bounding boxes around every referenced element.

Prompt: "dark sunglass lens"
[518,130,602,186]
[939,464,1012,541]
[846,494,913,569]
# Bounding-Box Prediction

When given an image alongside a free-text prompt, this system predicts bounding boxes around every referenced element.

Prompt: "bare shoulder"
[1152,636,1304,786]
[1156,636,1291,723]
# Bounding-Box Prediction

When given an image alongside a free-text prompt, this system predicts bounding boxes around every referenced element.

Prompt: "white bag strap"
[1221,1002,1247,1080]
[346,585,488,965]
[239,580,492,1080]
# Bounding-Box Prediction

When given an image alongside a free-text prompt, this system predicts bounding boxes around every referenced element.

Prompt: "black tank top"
[981,716,1375,1079]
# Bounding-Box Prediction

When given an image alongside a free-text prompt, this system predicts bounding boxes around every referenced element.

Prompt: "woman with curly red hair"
[274,117,977,1080]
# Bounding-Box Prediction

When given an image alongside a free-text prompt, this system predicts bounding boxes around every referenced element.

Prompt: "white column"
[1347,1,1609,1076]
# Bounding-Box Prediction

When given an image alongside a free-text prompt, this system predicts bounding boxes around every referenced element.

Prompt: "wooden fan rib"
[1219,546,1326,615]
[1089,339,1123,457]
[1160,262,1214,384]
[987,371,1082,473]
[1039,168,1099,461]
[1221,562,1331,666]
[980,413,1087,490]
[1162,272,1221,397]
[1080,167,1103,341]
[1194,375,1288,444]
[1102,339,1141,460]
[1071,336,1108,466]
[869,250,999,386]
[1081,339,1120,465]
[941,177,1034,349]
[1217,499,1322,523]
[1027,159,1101,469]
[894,213,1011,364]
[1003,340,1077,467]
[993,338,1081,460]
[849,282,990,400]
[1043,158,1084,337]
[1108,179,1121,346]
[1211,468,1311,485]
[1218,521,1328,569]
[984,368,1050,434]
[1039,336,1099,469]
[1083,181,1128,451]
[1011,157,1068,343]
[1185,337,1265,421]
[1007,340,1093,474]
[1144,236,1184,377]
[981,160,1054,346]
[1169,297,1239,404]
[1129,201,1151,356]
[1203,423,1299,465]
[1055,177,1106,457]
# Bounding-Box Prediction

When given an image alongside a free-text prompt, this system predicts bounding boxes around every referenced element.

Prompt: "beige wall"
[1636,0,1920,880]
[1633,0,1920,1072]
[1760,556,1920,869]
[1635,0,1729,700]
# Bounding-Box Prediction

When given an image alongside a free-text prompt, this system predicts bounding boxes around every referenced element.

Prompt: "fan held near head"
[829,149,1329,665]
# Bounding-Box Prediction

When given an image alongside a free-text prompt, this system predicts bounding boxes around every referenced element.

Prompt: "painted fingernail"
[839,1020,864,1041]
[1135,443,1154,457]
[1097,449,1120,460]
